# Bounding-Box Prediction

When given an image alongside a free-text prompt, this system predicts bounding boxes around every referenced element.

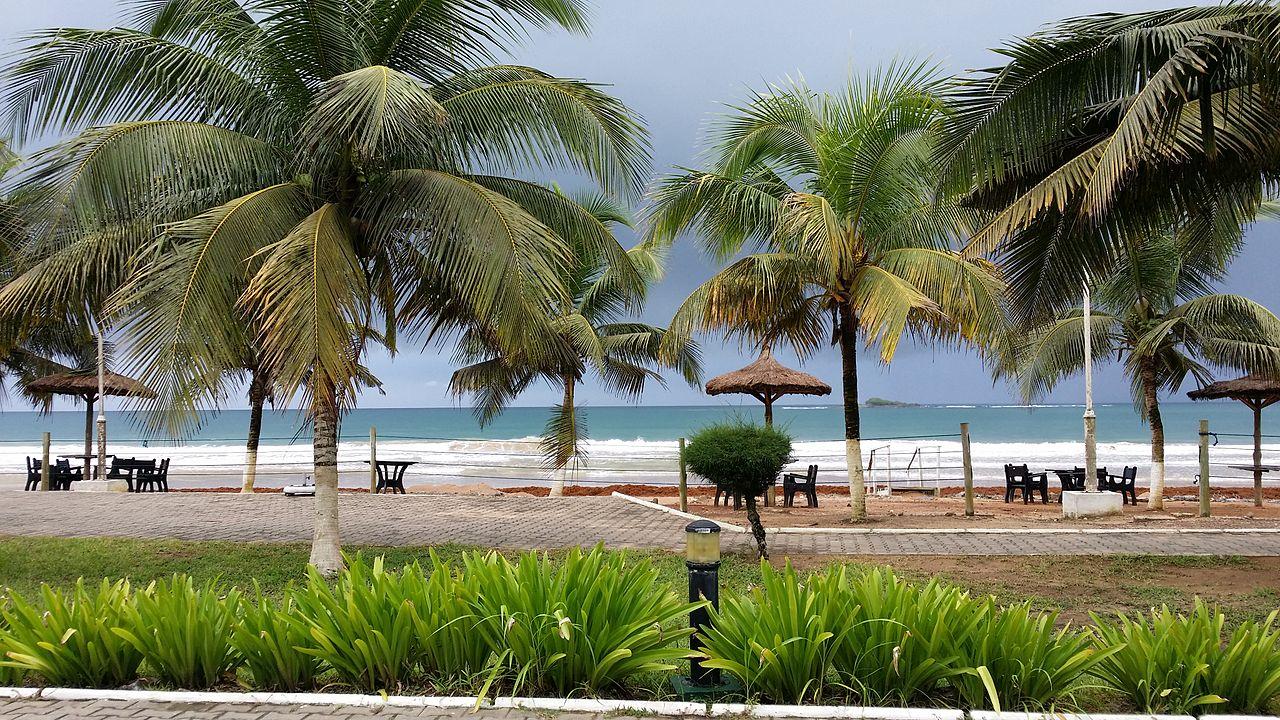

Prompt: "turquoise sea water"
[0,400,1264,446]
[1,401,1271,489]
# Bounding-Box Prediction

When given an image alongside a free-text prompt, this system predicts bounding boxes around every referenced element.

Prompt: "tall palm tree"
[1006,228,1280,509]
[0,0,647,573]
[647,63,1004,520]
[940,5,1280,324]
[450,191,700,495]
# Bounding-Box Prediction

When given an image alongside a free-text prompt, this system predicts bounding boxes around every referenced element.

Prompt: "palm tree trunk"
[240,372,267,494]
[1140,358,1166,510]
[308,384,343,576]
[839,303,866,520]
[550,377,575,497]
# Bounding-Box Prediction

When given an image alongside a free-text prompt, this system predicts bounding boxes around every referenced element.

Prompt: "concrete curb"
[5,688,1278,720]
[611,491,748,532]
[611,491,1280,537]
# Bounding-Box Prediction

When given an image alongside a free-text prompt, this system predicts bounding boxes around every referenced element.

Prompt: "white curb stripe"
[611,491,747,532]
[612,492,1280,537]
[3,688,1278,720]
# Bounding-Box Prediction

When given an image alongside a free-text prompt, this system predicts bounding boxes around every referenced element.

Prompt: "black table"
[363,460,417,494]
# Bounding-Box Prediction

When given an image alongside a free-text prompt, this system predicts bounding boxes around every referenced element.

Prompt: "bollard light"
[684,519,721,689]
[686,518,721,565]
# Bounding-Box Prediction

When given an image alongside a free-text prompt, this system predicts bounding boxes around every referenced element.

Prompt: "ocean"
[0,402,1272,490]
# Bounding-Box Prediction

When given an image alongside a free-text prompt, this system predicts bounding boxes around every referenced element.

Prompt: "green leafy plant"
[683,421,793,557]
[289,555,418,692]
[833,569,985,706]
[698,562,849,703]
[403,554,490,682]
[463,545,696,695]
[230,585,321,692]
[1091,602,1280,714]
[0,580,142,687]
[953,602,1104,711]
[115,576,241,689]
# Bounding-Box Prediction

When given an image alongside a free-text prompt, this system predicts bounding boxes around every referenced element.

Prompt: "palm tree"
[450,191,700,495]
[940,5,1280,324]
[646,63,1004,520]
[1006,228,1280,509]
[0,0,647,573]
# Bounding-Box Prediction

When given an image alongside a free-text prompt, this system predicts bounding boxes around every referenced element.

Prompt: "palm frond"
[433,65,650,198]
[239,203,370,408]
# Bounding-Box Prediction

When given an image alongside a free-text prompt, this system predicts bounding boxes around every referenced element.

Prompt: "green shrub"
[115,576,242,689]
[683,421,793,557]
[1091,602,1280,714]
[230,586,321,691]
[403,554,490,681]
[463,545,696,695]
[699,562,848,703]
[953,602,1104,711]
[833,569,985,706]
[289,556,418,692]
[0,580,142,687]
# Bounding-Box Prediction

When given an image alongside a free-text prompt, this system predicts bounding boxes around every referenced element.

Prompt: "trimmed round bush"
[683,421,793,557]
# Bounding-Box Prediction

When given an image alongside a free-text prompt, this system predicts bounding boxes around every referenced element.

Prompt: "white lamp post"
[1082,283,1098,491]
[1062,281,1122,518]
[96,329,107,484]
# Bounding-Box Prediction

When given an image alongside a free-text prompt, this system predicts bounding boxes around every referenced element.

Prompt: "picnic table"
[57,453,114,478]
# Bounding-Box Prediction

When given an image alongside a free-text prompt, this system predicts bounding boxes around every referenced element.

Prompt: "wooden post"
[960,423,974,517]
[1198,419,1211,518]
[40,432,51,491]
[368,426,378,494]
[678,437,688,513]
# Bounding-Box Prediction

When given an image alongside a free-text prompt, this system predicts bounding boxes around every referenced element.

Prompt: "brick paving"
[0,698,660,720]
[2,491,1280,555]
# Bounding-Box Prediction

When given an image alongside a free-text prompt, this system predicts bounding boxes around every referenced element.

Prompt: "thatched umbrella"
[706,347,831,426]
[1187,374,1280,507]
[26,370,155,463]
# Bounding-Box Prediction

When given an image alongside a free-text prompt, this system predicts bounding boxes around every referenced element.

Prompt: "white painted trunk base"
[1147,459,1165,509]
[846,438,865,519]
[240,449,258,494]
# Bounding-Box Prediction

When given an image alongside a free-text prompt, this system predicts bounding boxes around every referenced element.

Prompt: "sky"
[3,0,1278,411]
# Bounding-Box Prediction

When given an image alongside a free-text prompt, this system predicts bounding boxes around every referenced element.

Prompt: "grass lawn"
[3,536,1279,624]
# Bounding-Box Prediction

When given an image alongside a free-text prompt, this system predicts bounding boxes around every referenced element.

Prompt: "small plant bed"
[3,543,1280,714]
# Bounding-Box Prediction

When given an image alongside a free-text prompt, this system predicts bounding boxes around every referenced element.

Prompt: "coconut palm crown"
[450,191,701,494]
[941,5,1280,324]
[646,62,1004,520]
[0,0,649,571]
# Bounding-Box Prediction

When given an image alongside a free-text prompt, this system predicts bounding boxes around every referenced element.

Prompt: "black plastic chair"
[107,457,138,492]
[1053,469,1083,501]
[25,457,42,491]
[783,464,819,508]
[134,459,169,493]
[1104,466,1139,505]
[1004,463,1049,503]
[50,461,81,491]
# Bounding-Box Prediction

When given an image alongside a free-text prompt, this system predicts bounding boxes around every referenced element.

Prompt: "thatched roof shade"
[26,370,156,399]
[1187,374,1280,402]
[706,348,831,398]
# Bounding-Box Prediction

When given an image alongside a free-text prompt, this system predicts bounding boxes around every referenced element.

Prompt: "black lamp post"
[685,519,721,685]
[672,518,739,698]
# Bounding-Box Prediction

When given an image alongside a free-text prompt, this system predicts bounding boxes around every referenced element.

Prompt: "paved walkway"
[4,492,1280,555]
[0,697,645,720]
